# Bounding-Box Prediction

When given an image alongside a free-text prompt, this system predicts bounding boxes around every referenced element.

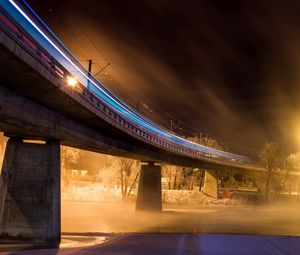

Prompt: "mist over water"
[0,133,299,237]
[61,199,300,236]
[60,144,300,237]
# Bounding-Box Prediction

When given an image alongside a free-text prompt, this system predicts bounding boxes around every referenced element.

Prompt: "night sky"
[27,0,300,156]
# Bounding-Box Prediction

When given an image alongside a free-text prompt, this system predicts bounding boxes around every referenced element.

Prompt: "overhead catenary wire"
[72,17,219,136]
[45,6,209,138]
[42,6,216,142]
[55,16,241,148]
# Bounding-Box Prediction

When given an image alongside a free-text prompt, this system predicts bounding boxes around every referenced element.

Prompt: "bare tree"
[176,167,195,190]
[173,166,185,190]
[187,135,223,150]
[118,158,140,200]
[286,152,300,196]
[162,165,182,190]
[97,155,119,188]
[61,146,81,186]
[162,165,202,191]
[258,142,279,201]
[197,169,205,191]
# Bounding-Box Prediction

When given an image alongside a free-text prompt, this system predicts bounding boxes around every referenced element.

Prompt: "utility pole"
[195,130,201,143]
[87,59,92,90]
[136,100,139,112]
[179,127,182,136]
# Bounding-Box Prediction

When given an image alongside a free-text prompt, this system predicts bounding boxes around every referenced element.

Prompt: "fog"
[60,147,300,236]
[3,2,300,249]
[61,200,300,236]
[1,133,300,236]
[24,0,300,155]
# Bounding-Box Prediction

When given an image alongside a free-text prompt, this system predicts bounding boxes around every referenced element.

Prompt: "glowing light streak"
[0,1,249,162]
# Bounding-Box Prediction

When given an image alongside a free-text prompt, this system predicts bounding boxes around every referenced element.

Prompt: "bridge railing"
[0,0,251,166]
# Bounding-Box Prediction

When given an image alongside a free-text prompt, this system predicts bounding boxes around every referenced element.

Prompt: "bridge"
[0,0,263,244]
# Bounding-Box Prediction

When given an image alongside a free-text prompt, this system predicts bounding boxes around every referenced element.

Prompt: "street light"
[66,76,77,87]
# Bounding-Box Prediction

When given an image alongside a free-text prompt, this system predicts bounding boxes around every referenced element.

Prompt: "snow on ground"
[62,182,122,202]
[62,181,237,205]
[163,190,217,205]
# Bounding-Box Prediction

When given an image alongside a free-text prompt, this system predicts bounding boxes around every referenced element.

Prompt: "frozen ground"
[62,182,228,205]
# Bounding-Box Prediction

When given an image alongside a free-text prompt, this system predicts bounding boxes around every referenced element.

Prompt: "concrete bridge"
[0,1,263,244]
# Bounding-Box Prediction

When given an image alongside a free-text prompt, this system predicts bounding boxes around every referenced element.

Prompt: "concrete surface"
[0,138,60,242]
[0,11,263,173]
[136,162,162,211]
[202,170,218,199]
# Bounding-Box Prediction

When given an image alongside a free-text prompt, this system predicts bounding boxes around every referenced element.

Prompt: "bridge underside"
[0,12,263,244]
[0,33,253,172]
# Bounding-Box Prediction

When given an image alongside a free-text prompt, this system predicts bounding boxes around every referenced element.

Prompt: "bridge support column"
[201,170,218,199]
[0,138,61,244]
[136,162,162,212]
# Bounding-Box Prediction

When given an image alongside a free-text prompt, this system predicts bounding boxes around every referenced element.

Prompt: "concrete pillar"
[0,138,61,244]
[201,169,218,199]
[136,162,162,211]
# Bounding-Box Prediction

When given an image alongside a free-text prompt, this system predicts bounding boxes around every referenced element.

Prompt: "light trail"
[0,0,249,162]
